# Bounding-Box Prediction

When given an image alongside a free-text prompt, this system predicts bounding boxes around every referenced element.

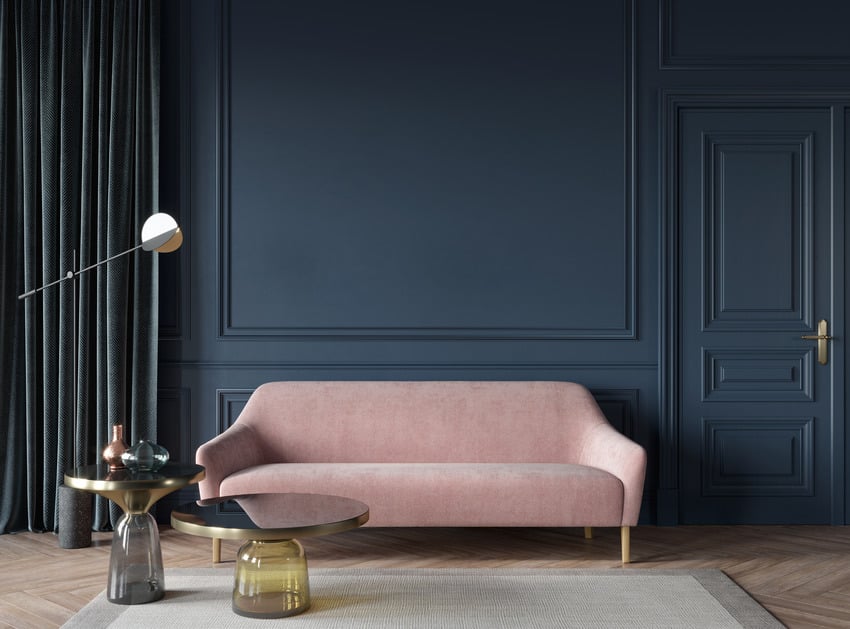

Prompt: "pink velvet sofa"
[196,381,646,563]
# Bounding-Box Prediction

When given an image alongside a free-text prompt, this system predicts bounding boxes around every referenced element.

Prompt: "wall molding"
[215,388,253,433]
[159,0,192,342]
[157,387,192,463]
[215,0,637,341]
[701,417,814,497]
[160,360,658,371]
[212,386,638,438]
[659,0,850,69]
[592,388,638,439]
[702,131,813,331]
[702,348,813,403]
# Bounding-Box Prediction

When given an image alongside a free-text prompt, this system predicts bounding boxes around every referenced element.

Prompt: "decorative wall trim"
[215,388,253,433]
[157,387,192,463]
[701,417,814,497]
[161,360,658,371]
[702,348,813,402]
[659,0,850,69]
[211,386,636,440]
[702,131,812,331]
[216,0,637,340]
[159,0,192,342]
[591,389,638,438]
[210,388,254,516]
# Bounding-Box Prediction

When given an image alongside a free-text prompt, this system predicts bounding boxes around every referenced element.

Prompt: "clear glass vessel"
[107,512,164,604]
[121,440,170,472]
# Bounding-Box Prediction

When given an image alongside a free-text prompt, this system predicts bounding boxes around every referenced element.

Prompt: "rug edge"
[61,568,786,629]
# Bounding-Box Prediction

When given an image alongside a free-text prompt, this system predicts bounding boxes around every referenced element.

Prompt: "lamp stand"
[19,213,183,547]
[58,250,92,549]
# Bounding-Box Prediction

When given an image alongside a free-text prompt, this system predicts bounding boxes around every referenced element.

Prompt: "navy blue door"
[677,105,843,524]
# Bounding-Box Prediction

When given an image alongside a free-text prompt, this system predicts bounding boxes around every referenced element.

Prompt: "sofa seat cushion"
[219,463,624,527]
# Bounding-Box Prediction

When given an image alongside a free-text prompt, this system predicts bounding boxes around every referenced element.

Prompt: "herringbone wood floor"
[1,525,849,628]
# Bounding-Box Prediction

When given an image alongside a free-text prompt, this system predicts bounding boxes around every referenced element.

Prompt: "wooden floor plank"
[1,525,848,628]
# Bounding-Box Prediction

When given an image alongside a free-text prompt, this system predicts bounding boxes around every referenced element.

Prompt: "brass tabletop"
[65,463,205,513]
[171,493,369,540]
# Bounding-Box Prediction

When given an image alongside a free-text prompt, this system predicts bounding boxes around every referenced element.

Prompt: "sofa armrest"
[577,422,647,526]
[195,423,264,499]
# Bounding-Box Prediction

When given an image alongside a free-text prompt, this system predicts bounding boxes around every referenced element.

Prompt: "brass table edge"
[170,510,370,541]
[64,468,206,492]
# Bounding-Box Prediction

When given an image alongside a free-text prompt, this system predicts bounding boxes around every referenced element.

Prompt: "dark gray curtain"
[0,0,160,533]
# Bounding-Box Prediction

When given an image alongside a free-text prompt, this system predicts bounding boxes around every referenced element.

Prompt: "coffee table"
[64,462,205,604]
[171,492,369,618]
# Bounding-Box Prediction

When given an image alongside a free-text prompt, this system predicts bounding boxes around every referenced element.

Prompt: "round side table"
[65,462,205,604]
[171,492,368,618]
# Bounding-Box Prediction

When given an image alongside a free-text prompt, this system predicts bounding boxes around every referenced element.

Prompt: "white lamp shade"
[141,213,183,252]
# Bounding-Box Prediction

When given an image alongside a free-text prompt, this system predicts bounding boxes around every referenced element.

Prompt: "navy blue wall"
[159,0,850,524]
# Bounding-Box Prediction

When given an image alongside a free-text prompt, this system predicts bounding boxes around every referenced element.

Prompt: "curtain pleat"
[0,0,160,534]
[0,0,25,533]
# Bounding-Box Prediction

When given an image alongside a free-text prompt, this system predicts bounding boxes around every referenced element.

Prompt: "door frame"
[659,90,847,526]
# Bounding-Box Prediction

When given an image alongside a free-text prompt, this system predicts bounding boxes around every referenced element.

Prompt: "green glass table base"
[233,539,311,618]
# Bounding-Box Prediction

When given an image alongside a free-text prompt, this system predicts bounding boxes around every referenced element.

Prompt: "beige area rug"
[62,568,784,628]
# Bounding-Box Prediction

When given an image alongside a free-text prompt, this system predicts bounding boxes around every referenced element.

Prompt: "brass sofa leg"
[584,526,593,539]
[212,537,221,564]
[621,526,630,564]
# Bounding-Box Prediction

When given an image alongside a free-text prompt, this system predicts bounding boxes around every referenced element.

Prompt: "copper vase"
[102,424,129,470]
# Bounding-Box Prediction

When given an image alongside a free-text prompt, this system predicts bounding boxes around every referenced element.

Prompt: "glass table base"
[107,512,165,604]
[232,539,311,617]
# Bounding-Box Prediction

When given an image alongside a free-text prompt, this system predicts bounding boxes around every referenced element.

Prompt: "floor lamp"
[18,213,183,548]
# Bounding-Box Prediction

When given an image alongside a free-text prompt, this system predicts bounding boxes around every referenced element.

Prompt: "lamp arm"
[73,243,144,279]
[18,243,143,300]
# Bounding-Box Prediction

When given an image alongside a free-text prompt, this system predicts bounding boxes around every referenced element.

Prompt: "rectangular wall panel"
[212,385,639,439]
[216,389,252,433]
[219,0,635,339]
[660,0,850,68]
[703,132,811,330]
[702,417,814,497]
[157,388,192,463]
[703,348,813,402]
[592,389,638,438]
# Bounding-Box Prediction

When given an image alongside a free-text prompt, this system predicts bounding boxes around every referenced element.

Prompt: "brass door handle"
[801,319,833,365]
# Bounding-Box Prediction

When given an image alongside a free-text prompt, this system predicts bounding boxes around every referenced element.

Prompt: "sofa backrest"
[234,381,612,464]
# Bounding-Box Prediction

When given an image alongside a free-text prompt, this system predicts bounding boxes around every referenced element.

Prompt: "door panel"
[678,106,836,523]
